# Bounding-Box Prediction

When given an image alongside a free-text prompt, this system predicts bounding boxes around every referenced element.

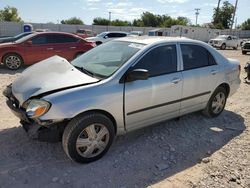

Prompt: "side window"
[208,52,217,65]
[106,33,116,38]
[181,44,216,70]
[116,33,127,37]
[48,34,79,44]
[31,35,48,45]
[133,45,177,77]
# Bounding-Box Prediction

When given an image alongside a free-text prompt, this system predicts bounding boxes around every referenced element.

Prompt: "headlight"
[25,99,51,118]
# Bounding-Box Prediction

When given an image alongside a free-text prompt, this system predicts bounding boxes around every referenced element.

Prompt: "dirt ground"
[0,50,249,188]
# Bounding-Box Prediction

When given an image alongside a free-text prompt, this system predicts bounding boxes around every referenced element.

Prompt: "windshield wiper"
[74,66,93,76]
[74,66,105,79]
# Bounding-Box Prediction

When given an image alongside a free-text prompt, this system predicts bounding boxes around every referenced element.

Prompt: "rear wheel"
[3,53,23,70]
[203,87,227,118]
[62,112,115,163]
[242,51,247,55]
[75,52,84,59]
[221,43,226,50]
[233,45,238,50]
[96,41,102,46]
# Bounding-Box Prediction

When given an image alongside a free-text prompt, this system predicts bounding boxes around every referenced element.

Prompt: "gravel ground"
[0,50,249,188]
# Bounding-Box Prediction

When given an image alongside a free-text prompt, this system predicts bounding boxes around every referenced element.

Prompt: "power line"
[194,8,200,26]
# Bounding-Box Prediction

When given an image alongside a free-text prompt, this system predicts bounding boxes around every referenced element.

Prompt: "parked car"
[3,37,241,163]
[75,29,95,38]
[0,32,33,44]
[129,31,143,36]
[209,35,240,50]
[0,32,96,70]
[86,31,128,45]
[242,40,250,55]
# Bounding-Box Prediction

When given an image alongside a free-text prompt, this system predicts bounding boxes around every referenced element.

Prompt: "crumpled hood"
[12,56,99,105]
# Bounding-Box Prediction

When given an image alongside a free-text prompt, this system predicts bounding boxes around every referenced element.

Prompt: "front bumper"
[3,85,66,142]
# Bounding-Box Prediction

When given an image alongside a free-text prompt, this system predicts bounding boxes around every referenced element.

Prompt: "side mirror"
[126,69,149,82]
[104,35,108,39]
[26,40,32,45]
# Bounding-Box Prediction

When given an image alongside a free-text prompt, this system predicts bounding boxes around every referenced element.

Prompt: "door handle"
[211,70,218,75]
[171,78,181,84]
[47,48,54,50]
[70,47,76,49]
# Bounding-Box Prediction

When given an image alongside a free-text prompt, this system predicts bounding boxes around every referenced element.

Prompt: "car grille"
[244,43,250,49]
[213,41,219,44]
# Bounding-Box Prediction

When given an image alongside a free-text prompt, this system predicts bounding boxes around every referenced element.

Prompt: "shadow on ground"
[0,65,26,75]
[0,110,245,188]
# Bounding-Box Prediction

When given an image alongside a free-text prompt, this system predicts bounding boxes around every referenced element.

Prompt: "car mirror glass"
[126,69,149,82]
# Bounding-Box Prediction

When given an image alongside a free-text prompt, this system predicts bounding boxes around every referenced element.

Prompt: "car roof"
[115,36,196,45]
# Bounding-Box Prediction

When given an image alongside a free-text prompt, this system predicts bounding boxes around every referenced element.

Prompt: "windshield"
[14,32,32,39]
[216,35,228,39]
[71,41,144,78]
[96,32,108,38]
[15,33,37,43]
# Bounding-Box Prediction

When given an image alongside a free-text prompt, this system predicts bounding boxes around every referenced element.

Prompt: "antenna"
[194,8,201,26]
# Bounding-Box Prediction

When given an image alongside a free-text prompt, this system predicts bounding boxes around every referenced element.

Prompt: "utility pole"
[214,0,221,24]
[231,0,238,29]
[109,12,111,26]
[194,8,200,26]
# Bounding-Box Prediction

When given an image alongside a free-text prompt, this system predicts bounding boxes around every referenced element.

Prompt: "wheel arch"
[74,109,118,134]
[217,83,230,97]
[2,52,24,63]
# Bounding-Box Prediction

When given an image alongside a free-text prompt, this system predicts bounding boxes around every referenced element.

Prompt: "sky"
[0,0,249,26]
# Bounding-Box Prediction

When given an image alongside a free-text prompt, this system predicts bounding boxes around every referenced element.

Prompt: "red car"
[0,32,96,70]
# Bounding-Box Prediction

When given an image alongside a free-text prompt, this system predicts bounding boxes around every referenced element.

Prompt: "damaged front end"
[3,84,67,143]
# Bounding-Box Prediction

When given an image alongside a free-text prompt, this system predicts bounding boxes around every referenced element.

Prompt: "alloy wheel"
[211,92,226,114]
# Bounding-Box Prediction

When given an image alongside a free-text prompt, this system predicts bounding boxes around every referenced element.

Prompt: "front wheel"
[62,113,115,163]
[3,53,23,70]
[203,87,227,118]
[242,51,247,55]
[220,43,226,50]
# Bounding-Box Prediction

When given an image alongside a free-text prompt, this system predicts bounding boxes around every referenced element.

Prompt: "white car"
[209,35,240,50]
[86,31,128,45]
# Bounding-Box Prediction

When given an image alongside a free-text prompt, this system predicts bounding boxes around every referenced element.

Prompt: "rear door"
[179,44,219,115]
[47,34,80,61]
[124,44,182,131]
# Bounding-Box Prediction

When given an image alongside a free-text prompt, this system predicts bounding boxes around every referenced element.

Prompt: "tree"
[111,19,131,26]
[241,18,250,30]
[61,17,84,25]
[212,1,234,29]
[0,6,22,22]
[93,17,110,25]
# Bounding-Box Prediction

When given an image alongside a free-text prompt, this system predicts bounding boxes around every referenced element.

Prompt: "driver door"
[124,44,183,131]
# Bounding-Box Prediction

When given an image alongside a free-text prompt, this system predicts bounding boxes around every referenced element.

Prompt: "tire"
[242,51,247,55]
[3,53,23,70]
[203,87,228,118]
[220,43,226,50]
[96,41,102,46]
[62,112,115,163]
[233,45,238,50]
[75,52,84,59]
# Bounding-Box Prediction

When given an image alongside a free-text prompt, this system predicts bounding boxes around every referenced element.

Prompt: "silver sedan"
[4,37,241,163]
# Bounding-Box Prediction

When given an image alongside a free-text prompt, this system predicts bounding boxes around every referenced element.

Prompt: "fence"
[1,21,250,41]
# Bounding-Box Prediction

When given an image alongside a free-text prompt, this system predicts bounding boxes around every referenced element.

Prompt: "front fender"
[40,81,125,134]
